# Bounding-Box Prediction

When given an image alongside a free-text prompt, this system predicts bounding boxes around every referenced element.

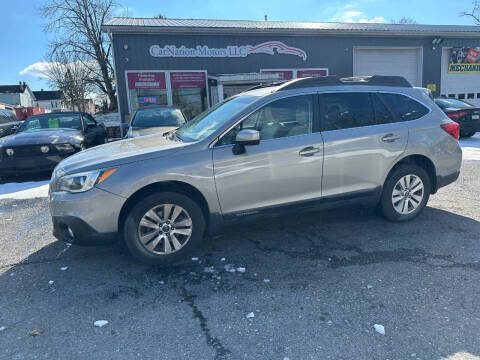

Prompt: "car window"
[132,108,186,128]
[380,93,429,121]
[217,95,313,146]
[84,114,96,125]
[320,93,375,131]
[435,98,474,109]
[373,94,395,124]
[17,115,83,132]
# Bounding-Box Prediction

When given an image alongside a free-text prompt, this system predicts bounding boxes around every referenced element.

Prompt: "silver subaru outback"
[49,76,462,264]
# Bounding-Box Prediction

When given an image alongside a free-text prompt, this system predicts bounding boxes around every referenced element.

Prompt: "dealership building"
[101,18,480,121]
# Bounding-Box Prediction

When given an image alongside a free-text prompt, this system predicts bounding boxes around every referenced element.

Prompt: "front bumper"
[0,154,71,175]
[49,186,125,246]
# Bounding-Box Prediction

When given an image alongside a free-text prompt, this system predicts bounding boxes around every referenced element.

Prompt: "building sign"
[150,41,307,61]
[127,72,166,89]
[297,69,328,78]
[261,70,294,80]
[448,47,480,73]
[170,72,207,89]
[141,96,159,105]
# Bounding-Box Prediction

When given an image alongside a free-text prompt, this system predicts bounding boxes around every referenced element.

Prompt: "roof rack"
[277,75,412,91]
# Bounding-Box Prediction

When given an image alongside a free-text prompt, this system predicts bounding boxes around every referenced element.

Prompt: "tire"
[123,192,206,264]
[380,164,431,222]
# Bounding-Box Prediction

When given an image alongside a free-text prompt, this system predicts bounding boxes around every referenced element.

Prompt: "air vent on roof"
[277,75,412,91]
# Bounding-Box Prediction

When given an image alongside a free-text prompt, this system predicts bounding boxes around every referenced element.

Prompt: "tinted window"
[373,94,395,124]
[435,98,474,109]
[218,95,313,145]
[381,93,429,121]
[132,108,186,128]
[321,93,375,131]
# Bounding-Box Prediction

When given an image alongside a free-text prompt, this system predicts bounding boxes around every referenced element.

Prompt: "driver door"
[212,94,324,216]
[82,114,99,146]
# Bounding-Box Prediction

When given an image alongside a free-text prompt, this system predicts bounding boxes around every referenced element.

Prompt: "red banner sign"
[127,72,166,89]
[297,69,328,78]
[170,72,206,89]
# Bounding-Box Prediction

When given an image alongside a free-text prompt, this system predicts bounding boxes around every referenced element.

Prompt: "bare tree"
[391,17,417,24]
[462,1,480,24]
[40,0,117,111]
[45,53,92,112]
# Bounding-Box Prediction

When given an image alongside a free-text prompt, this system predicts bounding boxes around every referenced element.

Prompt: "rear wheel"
[123,192,205,264]
[380,164,431,222]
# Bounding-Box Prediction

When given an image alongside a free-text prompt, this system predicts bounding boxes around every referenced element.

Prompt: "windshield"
[132,108,186,128]
[18,114,82,132]
[435,98,474,109]
[175,95,259,142]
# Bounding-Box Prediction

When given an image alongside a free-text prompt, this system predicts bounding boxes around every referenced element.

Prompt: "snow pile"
[460,133,480,161]
[0,180,49,200]
[94,320,109,327]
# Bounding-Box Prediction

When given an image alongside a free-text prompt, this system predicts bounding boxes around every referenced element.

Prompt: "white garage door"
[353,48,422,86]
[440,48,480,106]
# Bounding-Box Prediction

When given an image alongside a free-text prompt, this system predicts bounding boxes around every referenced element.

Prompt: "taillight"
[447,111,467,119]
[441,121,460,140]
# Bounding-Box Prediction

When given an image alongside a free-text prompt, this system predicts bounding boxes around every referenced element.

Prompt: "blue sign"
[141,96,159,105]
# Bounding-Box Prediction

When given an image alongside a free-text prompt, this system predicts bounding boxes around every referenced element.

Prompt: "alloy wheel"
[137,204,193,255]
[392,174,424,215]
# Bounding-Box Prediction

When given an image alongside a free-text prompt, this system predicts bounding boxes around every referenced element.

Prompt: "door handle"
[382,134,401,142]
[299,146,321,157]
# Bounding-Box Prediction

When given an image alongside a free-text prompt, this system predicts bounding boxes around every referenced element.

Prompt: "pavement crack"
[180,286,231,360]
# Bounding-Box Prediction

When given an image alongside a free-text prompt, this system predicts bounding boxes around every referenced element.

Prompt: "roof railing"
[276,75,412,91]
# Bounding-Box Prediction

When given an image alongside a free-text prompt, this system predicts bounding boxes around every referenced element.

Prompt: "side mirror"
[232,129,260,155]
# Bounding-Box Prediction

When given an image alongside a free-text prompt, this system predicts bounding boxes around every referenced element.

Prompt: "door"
[212,94,324,216]
[354,48,422,87]
[320,92,408,197]
[82,114,100,146]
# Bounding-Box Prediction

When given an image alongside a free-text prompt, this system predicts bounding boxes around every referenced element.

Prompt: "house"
[33,90,65,112]
[0,82,36,107]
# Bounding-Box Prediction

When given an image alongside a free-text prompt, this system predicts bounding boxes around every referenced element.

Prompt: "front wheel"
[123,192,205,264]
[380,164,431,222]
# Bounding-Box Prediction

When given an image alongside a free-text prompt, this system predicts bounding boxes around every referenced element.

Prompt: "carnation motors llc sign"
[149,41,308,61]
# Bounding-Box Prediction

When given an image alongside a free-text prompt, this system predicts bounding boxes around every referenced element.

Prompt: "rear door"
[212,94,324,216]
[320,92,409,197]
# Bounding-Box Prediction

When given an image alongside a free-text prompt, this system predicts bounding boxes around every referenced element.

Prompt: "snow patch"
[0,180,49,200]
[60,266,68,271]
[236,267,246,273]
[374,324,385,335]
[246,312,255,319]
[460,133,480,161]
[94,320,109,327]
[48,280,54,285]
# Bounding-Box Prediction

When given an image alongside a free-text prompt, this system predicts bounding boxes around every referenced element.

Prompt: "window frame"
[212,92,320,148]
[318,91,432,132]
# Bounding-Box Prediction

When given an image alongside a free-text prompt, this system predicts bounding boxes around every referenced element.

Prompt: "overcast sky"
[2,0,478,91]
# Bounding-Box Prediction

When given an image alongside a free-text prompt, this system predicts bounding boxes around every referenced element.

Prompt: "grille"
[4,145,58,157]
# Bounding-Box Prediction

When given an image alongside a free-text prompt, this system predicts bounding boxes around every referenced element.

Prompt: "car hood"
[0,128,83,146]
[129,126,179,138]
[57,133,186,174]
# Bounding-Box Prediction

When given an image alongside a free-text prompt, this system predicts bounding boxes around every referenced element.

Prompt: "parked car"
[0,112,106,176]
[126,106,186,138]
[434,97,480,138]
[0,109,22,138]
[49,76,462,264]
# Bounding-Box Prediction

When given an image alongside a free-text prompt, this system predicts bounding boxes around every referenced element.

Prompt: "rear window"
[380,93,429,121]
[435,98,474,109]
[132,108,186,128]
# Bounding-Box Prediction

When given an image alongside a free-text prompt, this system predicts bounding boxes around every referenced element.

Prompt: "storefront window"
[127,72,167,116]
[170,72,208,119]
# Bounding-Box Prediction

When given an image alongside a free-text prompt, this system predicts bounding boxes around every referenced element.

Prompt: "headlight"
[55,144,74,152]
[54,168,117,193]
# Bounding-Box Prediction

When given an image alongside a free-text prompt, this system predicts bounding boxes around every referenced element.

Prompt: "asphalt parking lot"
[1,159,479,359]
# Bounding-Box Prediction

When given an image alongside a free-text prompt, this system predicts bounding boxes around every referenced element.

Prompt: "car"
[434,97,480,138]
[49,75,462,264]
[126,106,187,138]
[0,112,106,176]
[0,109,22,138]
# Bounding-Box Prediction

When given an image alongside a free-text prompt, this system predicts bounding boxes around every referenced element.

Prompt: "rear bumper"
[459,120,480,134]
[436,170,460,191]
